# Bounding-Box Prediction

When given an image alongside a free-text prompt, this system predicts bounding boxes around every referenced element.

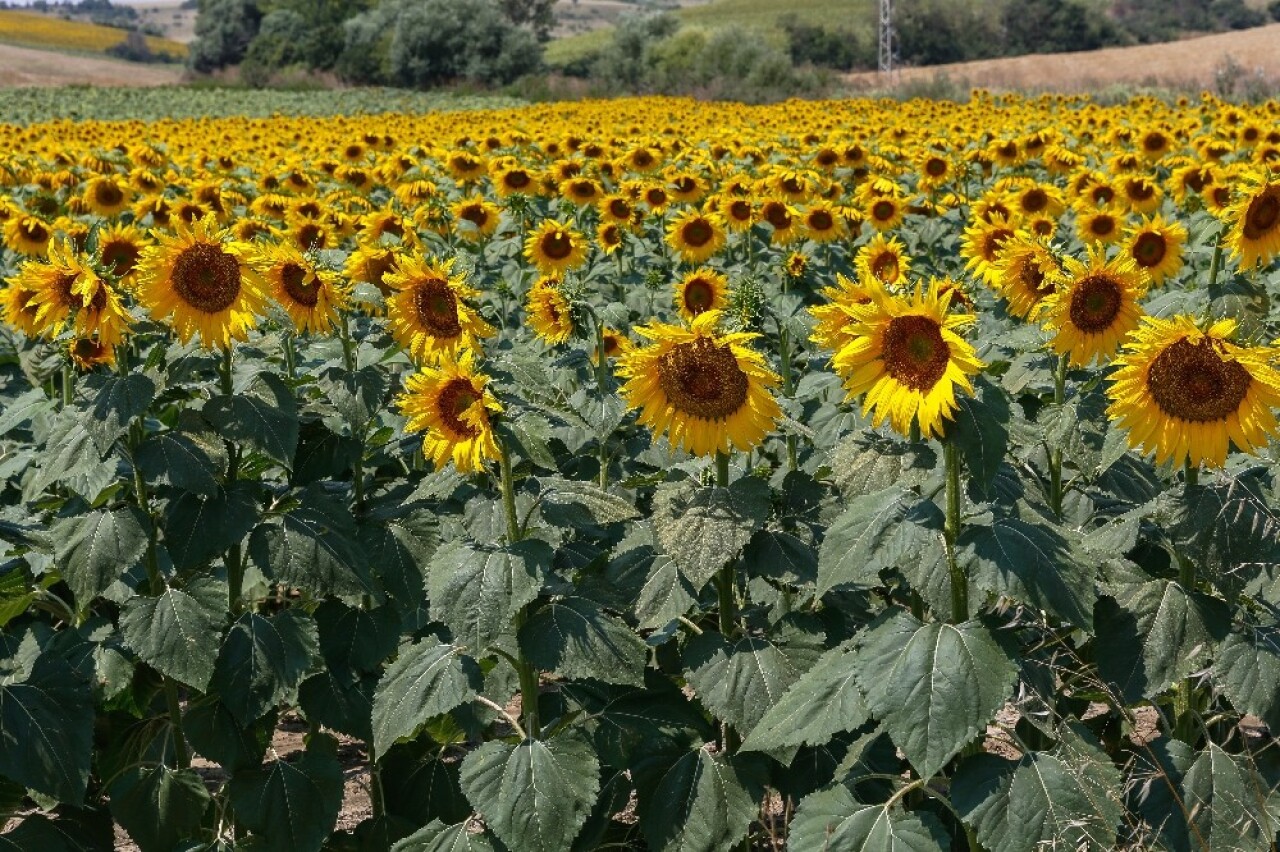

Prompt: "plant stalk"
[221,344,244,612]
[60,358,73,409]
[1049,354,1067,517]
[498,439,540,739]
[944,440,968,623]
[593,310,610,489]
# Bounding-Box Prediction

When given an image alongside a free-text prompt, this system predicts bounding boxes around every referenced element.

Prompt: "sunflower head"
[1039,248,1148,366]
[527,283,575,346]
[960,217,1017,286]
[991,234,1061,320]
[386,255,493,361]
[97,222,148,289]
[617,310,781,457]
[666,209,727,264]
[1227,178,1280,271]
[397,349,502,473]
[856,233,911,287]
[675,268,728,322]
[5,215,53,257]
[810,273,872,353]
[254,242,348,334]
[1125,214,1187,286]
[524,219,587,274]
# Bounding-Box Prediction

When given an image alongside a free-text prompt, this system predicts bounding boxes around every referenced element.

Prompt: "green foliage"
[188,0,262,72]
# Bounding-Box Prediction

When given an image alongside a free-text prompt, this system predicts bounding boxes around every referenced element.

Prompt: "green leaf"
[540,478,641,527]
[634,553,698,630]
[817,487,942,595]
[0,655,93,803]
[853,612,1016,779]
[0,387,52,436]
[634,748,762,852]
[319,365,386,433]
[108,765,210,852]
[519,596,647,687]
[205,373,299,468]
[119,578,226,691]
[314,599,400,677]
[1165,476,1280,595]
[392,820,497,852]
[163,483,260,571]
[135,431,224,497]
[52,508,149,605]
[1215,625,1280,730]
[652,477,771,589]
[505,413,557,469]
[298,668,375,741]
[427,539,550,653]
[789,786,949,851]
[1179,744,1274,852]
[380,740,472,826]
[829,433,938,499]
[210,610,320,725]
[228,733,344,852]
[182,697,274,772]
[949,376,1010,500]
[82,373,155,455]
[743,529,818,585]
[1094,580,1231,703]
[960,516,1095,630]
[372,638,479,757]
[953,724,1123,852]
[27,412,110,500]
[741,643,868,752]
[249,486,370,596]
[683,632,820,737]
[460,736,600,852]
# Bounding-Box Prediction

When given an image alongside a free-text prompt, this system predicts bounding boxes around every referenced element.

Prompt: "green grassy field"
[545,0,876,65]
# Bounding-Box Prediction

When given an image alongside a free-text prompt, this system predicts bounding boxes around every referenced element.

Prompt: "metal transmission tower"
[878,0,894,74]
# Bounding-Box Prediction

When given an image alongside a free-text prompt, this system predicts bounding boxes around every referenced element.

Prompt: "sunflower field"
[2,91,1280,851]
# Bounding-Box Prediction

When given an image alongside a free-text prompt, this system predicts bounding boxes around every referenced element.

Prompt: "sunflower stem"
[713,452,740,641]
[60,358,74,409]
[1202,235,1224,323]
[592,309,611,489]
[339,311,355,373]
[498,438,540,739]
[220,344,244,613]
[282,331,296,381]
[1184,459,1199,490]
[1049,354,1068,517]
[944,439,968,623]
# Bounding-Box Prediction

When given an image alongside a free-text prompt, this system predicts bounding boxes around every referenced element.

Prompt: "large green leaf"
[119,578,227,691]
[633,553,698,630]
[960,515,1095,630]
[1094,580,1231,704]
[360,508,440,609]
[108,765,210,852]
[313,599,400,678]
[135,430,224,497]
[227,734,344,852]
[1180,744,1274,852]
[829,434,938,499]
[0,655,93,803]
[0,387,52,436]
[519,596,647,687]
[817,487,942,595]
[52,508,149,605]
[319,365,386,434]
[853,612,1016,779]
[392,820,498,852]
[741,643,868,752]
[789,786,949,851]
[1214,625,1280,730]
[82,372,155,455]
[953,724,1123,852]
[380,740,472,826]
[163,483,260,571]
[205,372,299,468]
[27,411,111,500]
[539,478,641,527]
[684,632,821,737]
[634,748,762,852]
[182,697,275,772]
[372,638,479,756]
[949,376,1010,500]
[460,736,600,852]
[209,610,320,725]
[651,477,770,589]
[427,539,550,653]
[249,486,370,596]
[1165,475,1280,594]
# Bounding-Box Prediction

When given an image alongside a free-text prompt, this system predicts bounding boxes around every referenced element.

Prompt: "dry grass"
[846,23,1280,92]
[0,42,184,86]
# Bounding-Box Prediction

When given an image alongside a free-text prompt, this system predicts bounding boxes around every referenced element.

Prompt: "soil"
[0,42,184,86]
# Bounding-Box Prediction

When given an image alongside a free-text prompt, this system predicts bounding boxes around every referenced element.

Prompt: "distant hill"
[0,8,187,59]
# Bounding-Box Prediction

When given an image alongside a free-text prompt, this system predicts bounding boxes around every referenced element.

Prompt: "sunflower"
[1124,214,1187,286]
[18,239,131,347]
[5,215,54,257]
[82,176,131,217]
[344,241,403,301]
[452,196,501,242]
[594,327,634,365]
[1038,248,1147,367]
[561,177,603,206]
[675,268,728,322]
[96,222,147,289]
[617,310,781,457]
[1225,178,1280,271]
[135,216,266,348]
[666,209,726,264]
[831,277,982,439]
[810,273,872,353]
[599,194,635,225]
[990,235,1060,320]
[1076,207,1124,245]
[803,203,845,243]
[855,233,911,287]
[0,277,40,336]
[864,194,906,231]
[597,221,625,255]
[960,217,1017,286]
[68,336,117,371]
[527,283,574,345]
[1108,316,1280,468]
[718,195,756,232]
[492,162,536,197]
[386,255,493,361]
[759,200,801,244]
[253,243,347,334]
[397,350,502,473]
[524,220,588,275]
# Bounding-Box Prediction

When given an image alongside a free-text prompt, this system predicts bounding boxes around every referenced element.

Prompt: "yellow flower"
[832,276,983,439]
[674,268,728,322]
[524,219,587,275]
[452,196,501,242]
[397,350,502,473]
[1108,316,1280,468]
[810,273,871,354]
[1124,214,1187,286]
[618,310,781,457]
[666,209,727,264]
[1038,248,1147,366]
[386,255,494,362]
[96,222,148,289]
[527,283,574,345]
[1226,178,1280,271]
[136,216,266,349]
[990,234,1060,320]
[4,215,54,257]
[855,233,911,287]
[254,243,347,334]
[82,175,131,217]
[960,217,1017,287]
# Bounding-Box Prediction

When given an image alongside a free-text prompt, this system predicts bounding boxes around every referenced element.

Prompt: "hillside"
[0,8,187,58]
[0,41,184,86]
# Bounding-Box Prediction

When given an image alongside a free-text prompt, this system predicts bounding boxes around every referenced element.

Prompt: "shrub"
[187,0,260,72]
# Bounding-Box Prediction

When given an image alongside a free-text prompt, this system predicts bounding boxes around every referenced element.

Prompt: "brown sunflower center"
[412,278,462,338]
[1143,132,1167,152]
[808,210,834,232]
[871,200,896,222]
[21,220,49,242]
[871,251,899,282]
[1132,232,1167,267]
[729,200,752,221]
[1021,259,1053,297]
[1021,189,1048,213]
[102,240,140,277]
[882,314,950,391]
[296,223,326,250]
[1243,188,1280,239]
[925,157,947,177]
[1089,215,1116,237]
[505,170,531,190]
[765,204,791,230]
[681,219,714,248]
[1069,274,1122,333]
[684,278,715,314]
[460,205,489,227]
[646,189,668,207]
[656,337,750,421]
[1127,180,1154,201]
[541,230,574,261]
[366,254,397,295]
[609,199,631,219]
[1148,337,1251,423]
[436,377,481,437]
[982,227,1014,261]
[280,263,319,307]
[170,242,242,314]
[1091,186,1115,205]
[95,182,124,206]
[72,338,107,361]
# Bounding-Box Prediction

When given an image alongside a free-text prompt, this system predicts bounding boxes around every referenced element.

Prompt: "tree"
[188,0,262,72]
[498,0,555,41]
